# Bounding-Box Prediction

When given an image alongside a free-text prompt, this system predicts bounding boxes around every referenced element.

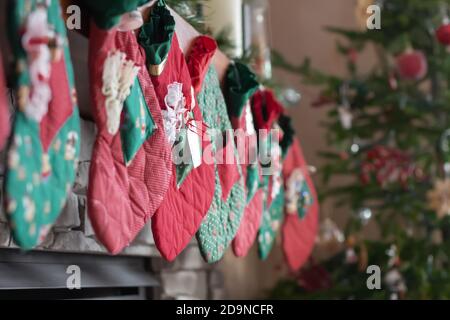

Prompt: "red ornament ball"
[436,23,450,46]
[395,50,427,80]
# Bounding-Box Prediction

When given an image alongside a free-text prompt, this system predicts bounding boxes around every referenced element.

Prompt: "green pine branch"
[271,0,450,299]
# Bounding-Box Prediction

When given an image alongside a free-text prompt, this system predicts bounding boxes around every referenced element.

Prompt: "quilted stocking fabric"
[188,40,241,201]
[0,54,9,151]
[87,20,172,254]
[139,2,215,261]
[223,62,265,258]
[233,89,283,257]
[257,133,285,259]
[282,137,319,271]
[5,0,80,248]
[232,169,264,257]
[187,36,246,263]
[251,90,286,260]
[223,63,259,199]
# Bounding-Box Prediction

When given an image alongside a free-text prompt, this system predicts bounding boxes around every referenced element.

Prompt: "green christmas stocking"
[258,131,285,260]
[251,89,287,260]
[5,0,80,248]
[187,36,246,263]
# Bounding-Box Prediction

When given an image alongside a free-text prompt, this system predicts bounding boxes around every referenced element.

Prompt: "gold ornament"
[355,0,375,30]
[358,242,369,272]
[427,179,450,219]
[346,234,357,247]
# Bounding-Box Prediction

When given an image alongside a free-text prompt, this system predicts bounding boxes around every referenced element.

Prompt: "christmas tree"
[271,0,450,299]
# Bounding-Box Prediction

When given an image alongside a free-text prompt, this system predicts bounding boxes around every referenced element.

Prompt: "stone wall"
[152,242,226,300]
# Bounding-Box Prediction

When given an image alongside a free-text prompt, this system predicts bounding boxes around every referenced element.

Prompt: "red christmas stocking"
[232,166,264,257]
[282,137,319,271]
[187,36,241,201]
[223,62,263,258]
[233,90,283,256]
[0,54,9,150]
[139,3,215,261]
[187,36,246,263]
[87,21,172,254]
